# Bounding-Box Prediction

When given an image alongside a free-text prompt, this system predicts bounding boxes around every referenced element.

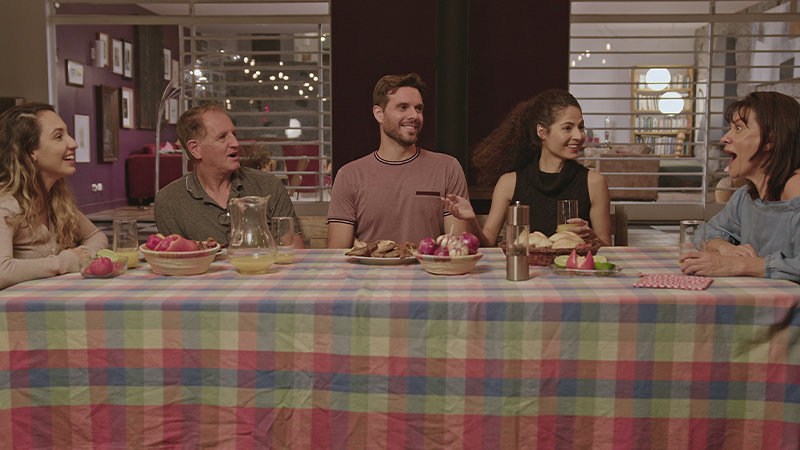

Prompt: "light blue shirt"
[705,185,800,282]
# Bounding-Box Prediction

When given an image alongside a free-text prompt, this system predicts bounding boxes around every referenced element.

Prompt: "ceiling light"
[244,69,250,74]
[250,60,255,66]
[270,76,276,81]
[244,57,249,63]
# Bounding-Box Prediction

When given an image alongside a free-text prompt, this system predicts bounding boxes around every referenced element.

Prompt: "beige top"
[0,195,108,290]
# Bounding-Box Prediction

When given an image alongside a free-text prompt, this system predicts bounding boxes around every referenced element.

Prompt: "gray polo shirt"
[154,167,301,244]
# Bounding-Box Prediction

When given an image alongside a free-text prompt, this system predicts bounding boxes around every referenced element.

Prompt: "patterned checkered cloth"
[0,247,798,449]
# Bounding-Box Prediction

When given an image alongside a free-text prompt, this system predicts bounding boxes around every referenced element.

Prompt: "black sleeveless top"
[511,156,592,236]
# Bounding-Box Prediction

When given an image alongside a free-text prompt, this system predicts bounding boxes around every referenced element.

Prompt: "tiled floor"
[627,223,680,247]
[87,206,680,248]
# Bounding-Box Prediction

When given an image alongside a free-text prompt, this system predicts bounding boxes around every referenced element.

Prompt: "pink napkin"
[633,272,713,290]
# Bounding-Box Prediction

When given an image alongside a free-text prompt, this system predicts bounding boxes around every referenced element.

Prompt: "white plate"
[347,255,417,265]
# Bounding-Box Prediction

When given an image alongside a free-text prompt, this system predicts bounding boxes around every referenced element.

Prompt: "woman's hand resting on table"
[65,247,90,261]
[715,242,758,258]
[679,245,765,278]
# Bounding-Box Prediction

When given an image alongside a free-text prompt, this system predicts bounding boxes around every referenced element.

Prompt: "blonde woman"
[0,103,107,289]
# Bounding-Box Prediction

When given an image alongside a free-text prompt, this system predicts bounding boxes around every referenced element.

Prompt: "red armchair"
[126,143,192,205]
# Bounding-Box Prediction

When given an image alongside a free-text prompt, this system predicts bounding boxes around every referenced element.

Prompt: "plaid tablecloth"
[0,247,798,449]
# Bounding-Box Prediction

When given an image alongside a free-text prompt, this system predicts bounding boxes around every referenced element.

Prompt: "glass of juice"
[113,219,139,269]
[271,216,295,264]
[557,200,578,232]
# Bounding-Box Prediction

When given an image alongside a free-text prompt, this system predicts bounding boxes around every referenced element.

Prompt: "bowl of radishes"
[415,232,483,275]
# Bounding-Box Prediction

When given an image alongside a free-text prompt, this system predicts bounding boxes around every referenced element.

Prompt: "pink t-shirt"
[327,148,469,244]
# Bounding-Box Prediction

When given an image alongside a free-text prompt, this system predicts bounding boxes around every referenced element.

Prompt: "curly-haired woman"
[443,89,612,246]
[0,103,107,289]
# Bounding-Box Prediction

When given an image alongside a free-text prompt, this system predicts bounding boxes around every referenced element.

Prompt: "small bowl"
[415,252,483,275]
[139,243,221,276]
[81,257,128,279]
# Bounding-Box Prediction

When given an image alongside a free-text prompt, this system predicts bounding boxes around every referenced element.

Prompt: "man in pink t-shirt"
[327,73,470,248]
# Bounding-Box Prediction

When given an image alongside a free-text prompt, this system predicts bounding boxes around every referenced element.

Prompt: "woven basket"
[499,240,601,267]
[139,243,221,276]
[415,252,483,275]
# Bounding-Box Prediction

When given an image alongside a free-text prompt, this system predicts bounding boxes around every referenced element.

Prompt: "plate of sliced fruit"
[549,252,622,277]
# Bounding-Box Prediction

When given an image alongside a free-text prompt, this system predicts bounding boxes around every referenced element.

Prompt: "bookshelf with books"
[631,65,694,157]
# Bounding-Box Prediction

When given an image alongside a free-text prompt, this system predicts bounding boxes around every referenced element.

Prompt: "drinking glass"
[113,219,139,269]
[557,200,578,232]
[272,216,295,264]
[679,220,706,259]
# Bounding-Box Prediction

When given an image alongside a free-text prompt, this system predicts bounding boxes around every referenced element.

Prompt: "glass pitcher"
[227,196,278,274]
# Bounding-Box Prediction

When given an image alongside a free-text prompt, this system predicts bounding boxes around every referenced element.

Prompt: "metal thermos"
[506,201,530,281]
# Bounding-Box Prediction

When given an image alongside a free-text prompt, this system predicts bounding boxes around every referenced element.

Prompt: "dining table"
[0,247,798,449]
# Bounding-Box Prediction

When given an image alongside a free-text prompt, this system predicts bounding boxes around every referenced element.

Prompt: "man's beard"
[383,119,421,147]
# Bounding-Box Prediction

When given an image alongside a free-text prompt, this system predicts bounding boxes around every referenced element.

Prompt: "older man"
[155,103,305,247]
[326,73,469,248]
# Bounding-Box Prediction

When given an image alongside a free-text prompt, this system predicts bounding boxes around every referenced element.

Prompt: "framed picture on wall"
[96,85,119,163]
[111,39,123,75]
[164,48,172,80]
[120,87,134,129]
[168,98,178,125]
[74,114,91,163]
[66,60,84,87]
[122,40,133,80]
[97,32,109,68]
[172,59,179,84]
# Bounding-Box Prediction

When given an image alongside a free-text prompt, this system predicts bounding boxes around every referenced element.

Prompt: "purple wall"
[57,24,179,213]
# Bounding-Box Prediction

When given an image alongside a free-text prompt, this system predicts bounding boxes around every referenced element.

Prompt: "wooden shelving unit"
[631,65,694,157]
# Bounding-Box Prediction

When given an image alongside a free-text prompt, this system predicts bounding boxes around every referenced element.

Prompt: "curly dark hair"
[472,89,581,186]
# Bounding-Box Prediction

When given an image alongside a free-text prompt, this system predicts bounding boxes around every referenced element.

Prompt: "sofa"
[584,145,660,201]
[126,143,192,205]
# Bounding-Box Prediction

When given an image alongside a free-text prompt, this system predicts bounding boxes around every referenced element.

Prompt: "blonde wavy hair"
[0,103,82,251]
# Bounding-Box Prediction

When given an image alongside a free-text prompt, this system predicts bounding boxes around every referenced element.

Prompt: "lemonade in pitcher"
[227,196,278,275]
[230,255,276,274]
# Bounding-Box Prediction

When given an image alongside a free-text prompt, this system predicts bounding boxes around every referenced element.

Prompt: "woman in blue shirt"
[681,91,800,282]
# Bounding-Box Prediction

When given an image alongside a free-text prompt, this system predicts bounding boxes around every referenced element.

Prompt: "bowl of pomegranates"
[139,234,221,276]
[415,232,483,275]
